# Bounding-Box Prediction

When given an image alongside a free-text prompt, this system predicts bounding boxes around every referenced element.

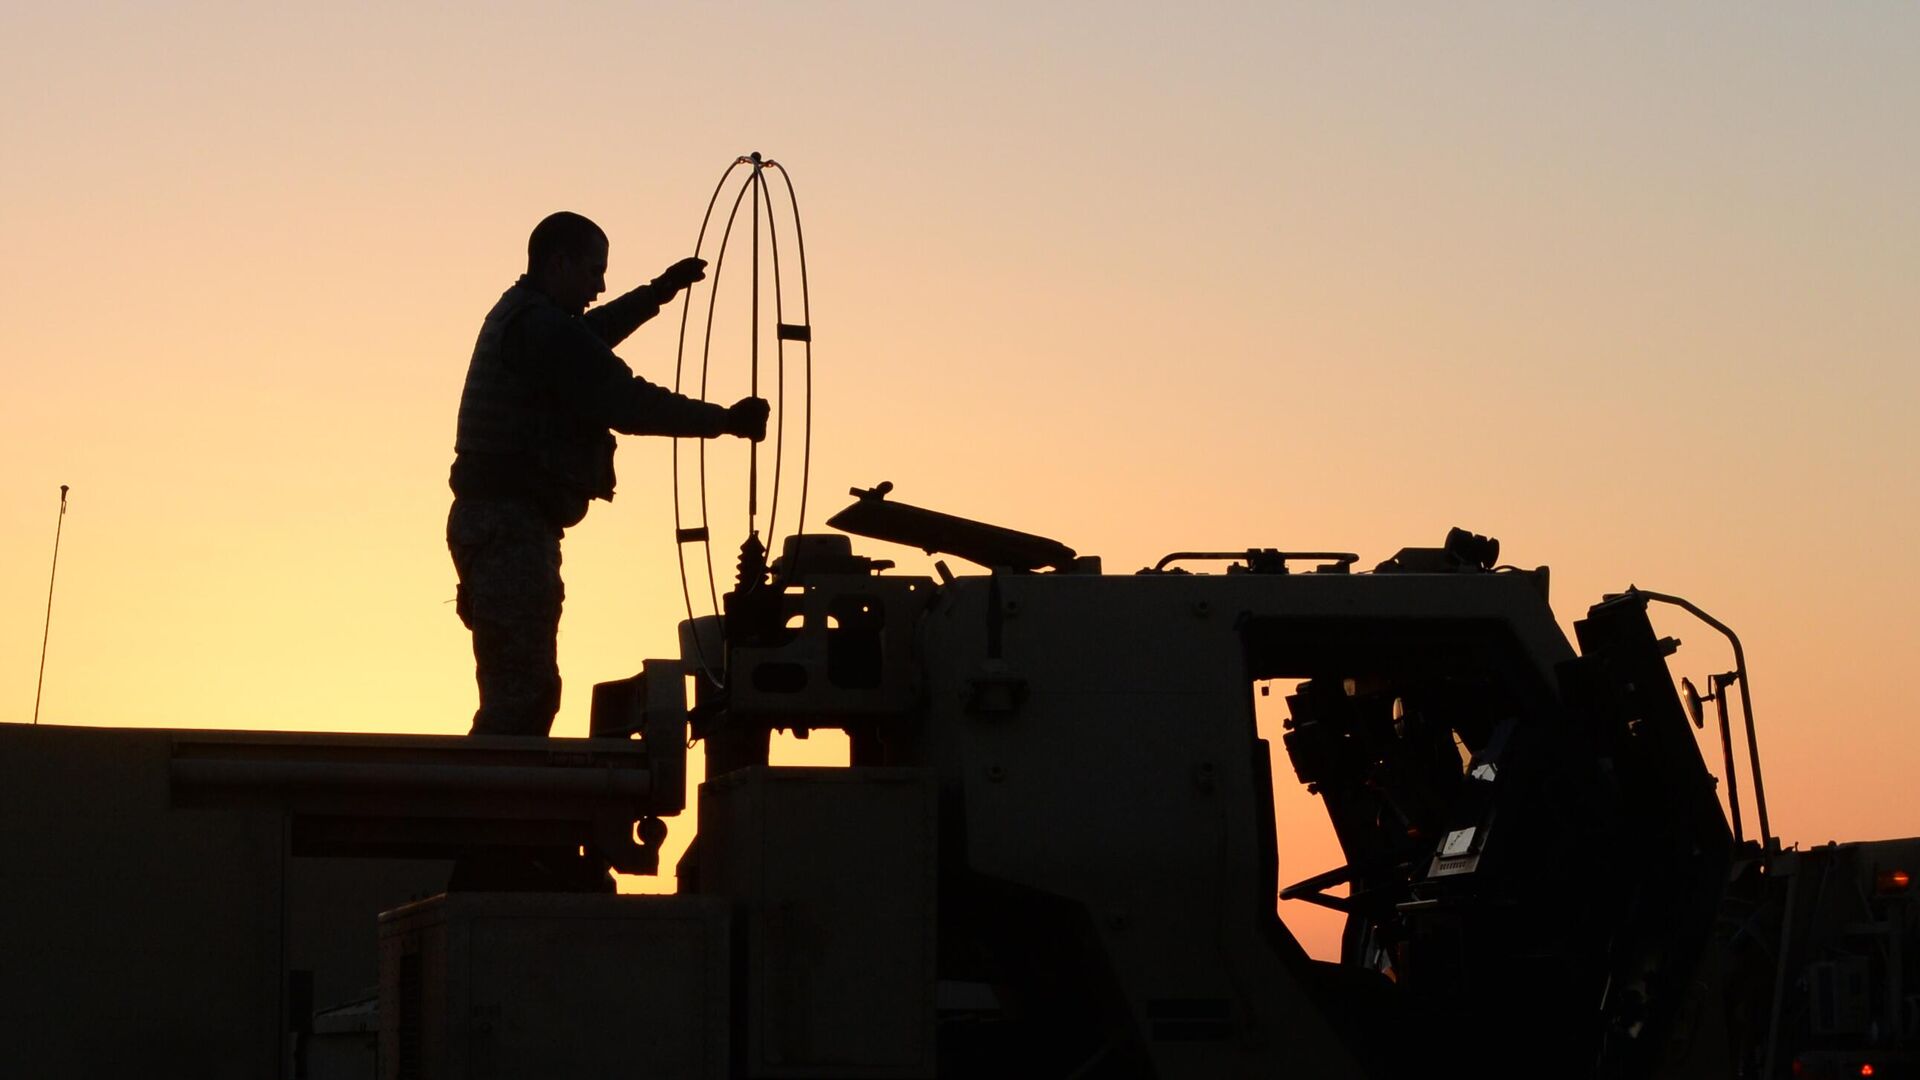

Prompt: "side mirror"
[1680,677,1706,729]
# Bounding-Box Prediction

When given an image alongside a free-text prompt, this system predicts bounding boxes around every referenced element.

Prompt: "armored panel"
[696,767,936,1078]
[0,724,285,1078]
[378,892,729,1080]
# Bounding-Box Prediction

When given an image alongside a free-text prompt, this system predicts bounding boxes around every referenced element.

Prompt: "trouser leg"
[444,498,612,890]
[447,498,563,736]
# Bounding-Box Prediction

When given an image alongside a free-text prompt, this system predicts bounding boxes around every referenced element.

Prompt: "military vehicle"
[2,483,1913,1078]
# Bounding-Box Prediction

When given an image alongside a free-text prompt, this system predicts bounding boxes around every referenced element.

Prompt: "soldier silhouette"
[448,211,767,736]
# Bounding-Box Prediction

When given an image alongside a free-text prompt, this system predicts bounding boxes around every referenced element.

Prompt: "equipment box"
[378,892,729,1079]
[697,766,937,1078]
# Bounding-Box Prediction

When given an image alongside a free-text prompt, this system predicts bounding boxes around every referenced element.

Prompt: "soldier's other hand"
[724,397,770,442]
[655,257,708,295]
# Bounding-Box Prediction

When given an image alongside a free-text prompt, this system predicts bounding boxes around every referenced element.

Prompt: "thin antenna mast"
[33,485,69,725]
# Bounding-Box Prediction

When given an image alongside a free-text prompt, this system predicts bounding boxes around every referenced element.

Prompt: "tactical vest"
[453,283,617,520]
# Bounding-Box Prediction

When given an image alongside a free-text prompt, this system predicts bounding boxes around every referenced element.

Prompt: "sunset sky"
[3,4,1915,957]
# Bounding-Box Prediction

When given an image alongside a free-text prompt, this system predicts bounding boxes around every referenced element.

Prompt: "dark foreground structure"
[3,490,1915,1078]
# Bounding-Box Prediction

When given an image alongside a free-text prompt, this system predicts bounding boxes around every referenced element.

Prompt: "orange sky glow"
[2,4,1915,958]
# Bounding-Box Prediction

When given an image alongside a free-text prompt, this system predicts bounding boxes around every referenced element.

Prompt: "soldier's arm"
[510,306,730,437]
[582,258,706,346]
[580,282,672,347]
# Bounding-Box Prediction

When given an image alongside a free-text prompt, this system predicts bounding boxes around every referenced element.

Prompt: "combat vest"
[453,282,617,525]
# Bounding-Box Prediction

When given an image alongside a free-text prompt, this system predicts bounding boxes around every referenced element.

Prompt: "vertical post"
[1711,674,1743,845]
[748,151,762,526]
[34,485,69,725]
[1734,672,1772,850]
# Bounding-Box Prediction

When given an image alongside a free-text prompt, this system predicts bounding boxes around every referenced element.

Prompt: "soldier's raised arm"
[581,257,707,347]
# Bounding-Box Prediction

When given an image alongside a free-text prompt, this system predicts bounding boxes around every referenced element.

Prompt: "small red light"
[1860,1063,1875,1078]
[1877,869,1912,894]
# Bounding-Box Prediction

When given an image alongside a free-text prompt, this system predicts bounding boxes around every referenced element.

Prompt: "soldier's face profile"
[552,241,609,314]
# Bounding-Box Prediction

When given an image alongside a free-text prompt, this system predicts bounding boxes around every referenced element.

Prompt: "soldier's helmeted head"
[527,211,609,314]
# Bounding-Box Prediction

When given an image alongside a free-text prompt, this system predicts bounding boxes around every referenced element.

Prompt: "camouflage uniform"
[449,276,731,736]
[448,498,564,736]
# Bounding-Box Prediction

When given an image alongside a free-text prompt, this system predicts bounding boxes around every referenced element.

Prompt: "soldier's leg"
[447,498,564,736]
[445,499,611,891]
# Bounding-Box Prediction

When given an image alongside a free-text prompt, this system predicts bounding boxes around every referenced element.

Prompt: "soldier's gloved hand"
[724,397,770,442]
[652,257,708,298]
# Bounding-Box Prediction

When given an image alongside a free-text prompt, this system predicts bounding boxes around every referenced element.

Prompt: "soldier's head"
[527,211,609,314]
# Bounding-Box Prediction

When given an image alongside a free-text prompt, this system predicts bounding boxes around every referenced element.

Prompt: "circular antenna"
[670,153,815,687]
